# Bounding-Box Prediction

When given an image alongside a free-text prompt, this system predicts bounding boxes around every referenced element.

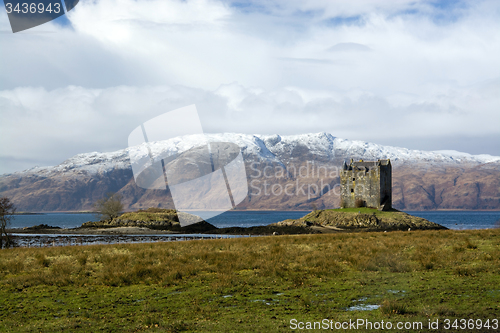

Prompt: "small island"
[272,207,446,232]
[270,158,444,232]
[16,207,445,236]
[79,208,217,233]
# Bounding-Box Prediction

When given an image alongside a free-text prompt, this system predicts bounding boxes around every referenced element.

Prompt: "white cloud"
[0,0,499,173]
[1,79,499,174]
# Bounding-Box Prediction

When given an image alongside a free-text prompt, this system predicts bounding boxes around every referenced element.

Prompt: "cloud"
[277,57,335,64]
[1,79,499,174]
[0,0,499,173]
[327,42,371,52]
[2,0,499,91]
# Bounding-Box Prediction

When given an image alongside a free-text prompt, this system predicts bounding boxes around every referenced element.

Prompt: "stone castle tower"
[340,159,392,211]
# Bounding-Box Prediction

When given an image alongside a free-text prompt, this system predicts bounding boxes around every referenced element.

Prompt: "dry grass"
[380,299,409,315]
[1,229,499,289]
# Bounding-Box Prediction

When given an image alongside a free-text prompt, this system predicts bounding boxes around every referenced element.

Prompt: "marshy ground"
[0,228,499,332]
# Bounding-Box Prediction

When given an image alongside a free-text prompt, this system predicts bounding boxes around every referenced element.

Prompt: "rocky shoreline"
[9,208,446,239]
[8,223,320,236]
[8,232,241,248]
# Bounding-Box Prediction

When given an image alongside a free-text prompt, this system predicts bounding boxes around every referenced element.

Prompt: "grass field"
[1,228,499,332]
[327,207,401,216]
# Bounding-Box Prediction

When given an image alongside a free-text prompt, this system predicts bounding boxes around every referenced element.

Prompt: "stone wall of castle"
[340,159,392,210]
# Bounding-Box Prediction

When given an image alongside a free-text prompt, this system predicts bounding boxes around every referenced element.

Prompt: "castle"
[340,159,392,211]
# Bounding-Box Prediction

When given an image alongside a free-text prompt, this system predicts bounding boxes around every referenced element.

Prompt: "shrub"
[380,299,408,315]
[465,238,478,249]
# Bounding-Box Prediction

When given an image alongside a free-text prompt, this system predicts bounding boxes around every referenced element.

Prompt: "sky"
[0,0,499,174]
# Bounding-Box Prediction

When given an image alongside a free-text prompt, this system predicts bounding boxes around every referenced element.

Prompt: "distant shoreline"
[12,209,500,214]
[14,211,94,215]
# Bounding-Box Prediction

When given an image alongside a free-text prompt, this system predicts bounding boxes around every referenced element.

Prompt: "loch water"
[9,210,500,230]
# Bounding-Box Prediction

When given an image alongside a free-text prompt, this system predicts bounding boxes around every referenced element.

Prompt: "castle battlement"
[340,159,392,211]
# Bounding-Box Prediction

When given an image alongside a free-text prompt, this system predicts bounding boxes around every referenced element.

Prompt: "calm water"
[8,210,500,230]
[405,211,500,230]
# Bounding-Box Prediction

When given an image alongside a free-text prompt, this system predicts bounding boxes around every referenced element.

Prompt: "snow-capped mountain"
[11,132,500,178]
[1,133,499,211]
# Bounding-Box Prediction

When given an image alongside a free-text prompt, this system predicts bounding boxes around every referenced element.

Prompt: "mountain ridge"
[5,132,500,176]
[1,132,499,211]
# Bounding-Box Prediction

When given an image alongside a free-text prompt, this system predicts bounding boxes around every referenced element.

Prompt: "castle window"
[352,178,355,181]
[351,189,354,193]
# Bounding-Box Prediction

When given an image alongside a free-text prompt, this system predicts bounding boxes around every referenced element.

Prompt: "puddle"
[354,297,368,302]
[347,296,380,311]
[250,299,278,306]
[487,290,500,297]
[347,304,380,311]
[387,290,406,294]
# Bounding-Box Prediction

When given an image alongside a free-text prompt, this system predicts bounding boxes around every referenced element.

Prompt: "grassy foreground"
[1,229,499,332]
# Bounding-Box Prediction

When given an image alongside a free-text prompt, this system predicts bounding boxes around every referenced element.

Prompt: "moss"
[278,208,446,231]
[80,208,205,230]
[118,211,178,223]
[328,207,398,216]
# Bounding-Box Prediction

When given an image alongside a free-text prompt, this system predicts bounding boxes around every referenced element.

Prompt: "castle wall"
[340,160,392,210]
[379,161,392,210]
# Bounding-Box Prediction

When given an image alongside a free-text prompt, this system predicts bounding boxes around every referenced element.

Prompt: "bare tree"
[0,197,16,249]
[94,193,124,221]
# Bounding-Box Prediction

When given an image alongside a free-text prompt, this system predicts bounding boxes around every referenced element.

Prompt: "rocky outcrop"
[273,208,447,231]
[80,208,217,232]
[81,218,180,229]
[22,224,61,230]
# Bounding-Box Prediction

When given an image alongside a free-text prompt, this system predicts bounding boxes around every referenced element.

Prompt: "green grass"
[118,208,178,223]
[1,229,499,332]
[328,207,399,216]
